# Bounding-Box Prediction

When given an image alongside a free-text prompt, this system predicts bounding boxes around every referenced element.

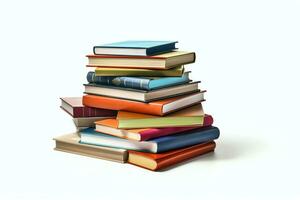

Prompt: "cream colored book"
[84,82,200,102]
[73,117,113,127]
[86,51,195,69]
[54,133,128,163]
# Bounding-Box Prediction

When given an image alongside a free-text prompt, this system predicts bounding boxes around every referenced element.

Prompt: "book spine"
[73,106,116,118]
[87,71,150,90]
[87,71,115,85]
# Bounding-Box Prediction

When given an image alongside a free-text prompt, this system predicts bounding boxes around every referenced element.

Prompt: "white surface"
[0,0,299,199]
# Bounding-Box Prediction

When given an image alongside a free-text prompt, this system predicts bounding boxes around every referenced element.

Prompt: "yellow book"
[115,104,205,129]
[94,65,184,77]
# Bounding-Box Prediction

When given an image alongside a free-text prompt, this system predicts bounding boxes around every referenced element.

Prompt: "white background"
[0,0,299,199]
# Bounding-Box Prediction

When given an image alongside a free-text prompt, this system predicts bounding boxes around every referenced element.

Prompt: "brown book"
[54,133,128,163]
[128,141,216,171]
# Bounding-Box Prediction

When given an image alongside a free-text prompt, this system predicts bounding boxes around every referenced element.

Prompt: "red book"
[128,141,216,171]
[60,97,117,118]
[95,114,213,141]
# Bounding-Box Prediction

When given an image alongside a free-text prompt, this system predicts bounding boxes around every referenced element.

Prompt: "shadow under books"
[159,136,265,171]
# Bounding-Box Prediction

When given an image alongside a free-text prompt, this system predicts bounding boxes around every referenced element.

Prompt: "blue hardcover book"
[86,71,190,91]
[93,40,177,56]
[80,126,220,153]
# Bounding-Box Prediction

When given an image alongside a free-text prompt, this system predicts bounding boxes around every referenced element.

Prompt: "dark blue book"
[93,40,177,56]
[80,126,220,153]
[86,71,190,91]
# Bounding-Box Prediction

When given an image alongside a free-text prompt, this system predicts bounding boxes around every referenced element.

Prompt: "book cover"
[95,114,214,141]
[94,65,184,77]
[60,97,117,118]
[80,126,219,153]
[93,40,177,56]
[128,141,216,171]
[82,92,204,116]
[87,71,190,90]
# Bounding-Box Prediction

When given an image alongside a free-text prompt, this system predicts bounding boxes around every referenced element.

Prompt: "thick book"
[128,141,216,171]
[87,71,190,90]
[94,65,184,77]
[95,114,214,141]
[84,82,200,102]
[86,51,195,69]
[53,133,128,163]
[83,92,205,116]
[60,97,117,118]
[113,104,205,129]
[80,126,220,153]
[93,41,177,56]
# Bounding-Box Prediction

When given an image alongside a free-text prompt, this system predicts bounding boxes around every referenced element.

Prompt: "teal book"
[93,40,177,56]
[87,71,190,91]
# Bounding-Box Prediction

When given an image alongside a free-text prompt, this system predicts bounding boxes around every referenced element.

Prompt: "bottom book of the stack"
[54,126,219,171]
[128,141,216,171]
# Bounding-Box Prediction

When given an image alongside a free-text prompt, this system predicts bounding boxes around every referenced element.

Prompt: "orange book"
[128,141,216,171]
[82,92,205,116]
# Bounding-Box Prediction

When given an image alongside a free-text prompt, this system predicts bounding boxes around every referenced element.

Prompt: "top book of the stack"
[93,40,177,56]
[87,41,196,69]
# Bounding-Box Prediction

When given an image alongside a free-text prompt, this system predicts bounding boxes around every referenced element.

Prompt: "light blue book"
[87,71,190,91]
[93,40,177,56]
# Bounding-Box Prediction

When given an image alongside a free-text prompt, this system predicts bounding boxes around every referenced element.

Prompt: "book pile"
[55,41,220,171]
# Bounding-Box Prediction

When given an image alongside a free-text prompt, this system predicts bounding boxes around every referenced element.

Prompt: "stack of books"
[55,41,220,171]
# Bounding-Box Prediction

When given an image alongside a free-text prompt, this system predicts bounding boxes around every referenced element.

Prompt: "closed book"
[128,141,216,171]
[72,117,113,127]
[80,126,220,153]
[93,40,177,56]
[87,71,190,90]
[84,82,200,102]
[94,65,184,77]
[114,104,205,129]
[87,51,195,69]
[83,92,204,116]
[95,114,214,141]
[54,133,127,163]
[60,97,117,118]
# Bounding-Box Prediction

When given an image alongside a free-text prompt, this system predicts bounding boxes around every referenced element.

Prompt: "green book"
[95,65,184,77]
[116,104,204,129]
